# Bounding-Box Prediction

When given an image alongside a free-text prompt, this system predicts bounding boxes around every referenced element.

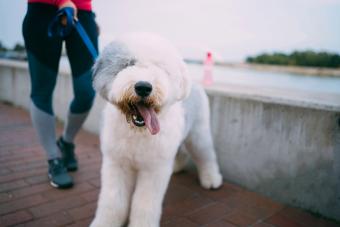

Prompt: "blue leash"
[48,7,98,60]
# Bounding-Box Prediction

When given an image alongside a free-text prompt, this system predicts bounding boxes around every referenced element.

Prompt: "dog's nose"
[135,81,152,97]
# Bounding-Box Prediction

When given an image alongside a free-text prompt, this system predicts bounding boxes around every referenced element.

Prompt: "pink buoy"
[202,52,213,86]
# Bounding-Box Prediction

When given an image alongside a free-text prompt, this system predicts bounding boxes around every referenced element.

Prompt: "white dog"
[90,33,222,227]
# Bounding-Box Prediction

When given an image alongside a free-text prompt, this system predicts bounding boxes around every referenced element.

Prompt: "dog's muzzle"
[125,81,160,135]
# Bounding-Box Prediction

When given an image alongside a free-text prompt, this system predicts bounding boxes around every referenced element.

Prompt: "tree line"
[0,41,25,52]
[246,50,340,68]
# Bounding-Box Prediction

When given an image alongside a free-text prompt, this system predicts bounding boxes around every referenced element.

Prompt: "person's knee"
[70,89,95,113]
[31,94,54,114]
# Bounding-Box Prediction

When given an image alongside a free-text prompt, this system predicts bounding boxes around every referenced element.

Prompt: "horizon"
[1,0,340,62]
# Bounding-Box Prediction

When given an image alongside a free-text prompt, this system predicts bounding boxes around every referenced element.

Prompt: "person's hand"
[59,0,77,26]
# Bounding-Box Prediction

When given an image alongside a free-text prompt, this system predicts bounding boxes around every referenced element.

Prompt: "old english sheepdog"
[90,33,223,227]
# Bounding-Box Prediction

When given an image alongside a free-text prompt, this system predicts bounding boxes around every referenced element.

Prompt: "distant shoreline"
[225,63,340,77]
[184,59,340,77]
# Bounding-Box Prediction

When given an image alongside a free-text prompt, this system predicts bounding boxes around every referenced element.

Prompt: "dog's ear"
[92,42,136,100]
[177,61,192,100]
[92,56,103,81]
[92,54,110,100]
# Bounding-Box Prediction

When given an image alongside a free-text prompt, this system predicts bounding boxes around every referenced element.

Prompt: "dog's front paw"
[89,219,103,227]
[198,164,223,189]
[90,218,121,227]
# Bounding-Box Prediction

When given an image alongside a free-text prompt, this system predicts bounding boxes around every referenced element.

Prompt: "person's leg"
[56,69,95,171]
[28,52,60,160]
[57,9,98,170]
[62,9,98,143]
[23,3,63,160]
[62,69,95,143]
[23,3,72,188]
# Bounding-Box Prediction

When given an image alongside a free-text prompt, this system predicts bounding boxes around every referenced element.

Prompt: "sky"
[1,0,340,62]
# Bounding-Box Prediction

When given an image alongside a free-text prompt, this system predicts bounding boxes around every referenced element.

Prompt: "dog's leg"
[185,108,223,189]
[128,165,172,227]
[90,159,135,227]
[173,144,190,173]
[185,128,222,189]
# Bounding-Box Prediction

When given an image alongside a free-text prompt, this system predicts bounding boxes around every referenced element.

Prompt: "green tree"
[246,50,340,68]
[13,43,25,52]
[0,41,7,52]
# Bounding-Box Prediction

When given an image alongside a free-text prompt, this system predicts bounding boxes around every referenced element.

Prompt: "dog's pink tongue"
[136,104,160,135]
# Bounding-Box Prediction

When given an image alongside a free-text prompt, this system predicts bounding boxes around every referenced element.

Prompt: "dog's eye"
[127,59,136,67]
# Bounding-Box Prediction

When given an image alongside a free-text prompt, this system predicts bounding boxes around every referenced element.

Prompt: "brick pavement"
[0,102,338,227]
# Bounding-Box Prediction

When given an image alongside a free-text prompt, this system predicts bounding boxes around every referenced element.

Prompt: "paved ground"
[0,102,338,227]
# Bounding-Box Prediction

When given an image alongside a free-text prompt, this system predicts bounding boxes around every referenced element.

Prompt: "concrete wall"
[1,59,339,220]
[209,94,339,220]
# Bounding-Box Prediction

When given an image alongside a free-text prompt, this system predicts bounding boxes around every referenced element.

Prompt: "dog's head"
[92,33,191,135]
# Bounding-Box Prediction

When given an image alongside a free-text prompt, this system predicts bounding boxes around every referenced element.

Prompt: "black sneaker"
[48,158,73,189]
[57,137,78,171]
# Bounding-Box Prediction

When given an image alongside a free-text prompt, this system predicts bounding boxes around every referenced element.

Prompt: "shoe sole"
[67,167,78,172]
[48,174,73,189]
[66,165,78,172]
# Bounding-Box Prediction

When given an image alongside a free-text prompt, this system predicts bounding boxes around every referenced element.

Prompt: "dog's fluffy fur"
[90,33,222,227]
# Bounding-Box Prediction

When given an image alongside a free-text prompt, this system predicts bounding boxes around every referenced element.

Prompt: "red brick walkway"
[0,102,338,227]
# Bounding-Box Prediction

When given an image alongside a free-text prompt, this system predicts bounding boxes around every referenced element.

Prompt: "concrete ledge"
[206,84,340,112]
[1,59,339,220]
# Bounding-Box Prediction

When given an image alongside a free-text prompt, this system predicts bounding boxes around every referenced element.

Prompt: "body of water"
[188,64,340,95]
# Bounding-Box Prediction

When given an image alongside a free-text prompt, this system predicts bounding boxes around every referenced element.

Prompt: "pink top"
[28,0,92,11]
